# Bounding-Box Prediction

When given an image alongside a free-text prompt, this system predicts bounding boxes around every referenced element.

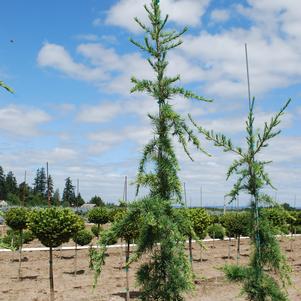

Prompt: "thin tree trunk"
[18,229,23,280]
[49,247,55,301]
[236,235,240,264]
[228,236,231,259]
[189,236,193,268]
[125,241,130,301]
[74,242,78,277]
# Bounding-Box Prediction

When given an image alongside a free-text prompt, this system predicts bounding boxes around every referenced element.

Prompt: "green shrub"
[28,208,84,248]
[210,214,220,224]
[3,229,35,248]
[87,207,110,225]
[73,229,93,246]
[109,208,126,223]
[224,264,248,281]
[207,224,225,240]
[189,208,211,239]
[262,207,289,234]
[5,207,28,230]
[221,212,250,237]
[91,224,102,237]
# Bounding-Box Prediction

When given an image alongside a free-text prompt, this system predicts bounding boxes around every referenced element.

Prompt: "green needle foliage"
[91,2,211,300]
[0,81,14,93]
[190,98,292,301]
[130,0,211,201]
[91,197,194,301]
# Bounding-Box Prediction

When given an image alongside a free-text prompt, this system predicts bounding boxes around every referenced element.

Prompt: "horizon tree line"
[0,165,103,207]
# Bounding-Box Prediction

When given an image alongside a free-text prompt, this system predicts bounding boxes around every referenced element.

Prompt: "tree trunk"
[49,247,54,301]
[189,236,193,268]
[228,236,231,259]
[236,235,240,264]
[200,245,203,263]
[18,229,23,280]
[74,242,78,277]
[125,241,130,301]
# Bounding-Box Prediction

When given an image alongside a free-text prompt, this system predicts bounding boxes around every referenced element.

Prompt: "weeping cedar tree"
[91,1,211,300]
[190,98,292,301]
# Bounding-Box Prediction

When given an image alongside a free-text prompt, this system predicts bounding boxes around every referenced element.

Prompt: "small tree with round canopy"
[5,207,29,279]
[28,208,84,301]
[73,229,93,276]
[87,207,110,238]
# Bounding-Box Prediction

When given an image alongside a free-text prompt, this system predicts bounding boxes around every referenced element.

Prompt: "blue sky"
[0,0,300,206]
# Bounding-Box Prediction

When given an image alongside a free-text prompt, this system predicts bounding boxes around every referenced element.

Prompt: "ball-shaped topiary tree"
[208,224,225,240]
[5,207,29,279]
[87,207,110,238]
[74,229,93,246]
[73,229,93,276]
[221,212,250,261]
[28,208,84,300]
[179,208,211,266]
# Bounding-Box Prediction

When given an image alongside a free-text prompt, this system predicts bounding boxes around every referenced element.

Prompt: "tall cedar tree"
[190,98,291,300]
[92,1,211,300]
[62,177,76,207]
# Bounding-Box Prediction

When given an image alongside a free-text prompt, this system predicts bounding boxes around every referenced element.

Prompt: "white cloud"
[87,125,152,154]
[78,101,122,123]
[37,43,107,82]
[0,105,51,136]
[210,9,230,23]
[105,0,210,33]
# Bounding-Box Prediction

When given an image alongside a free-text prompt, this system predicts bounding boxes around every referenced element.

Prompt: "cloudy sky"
[0,0,300,207]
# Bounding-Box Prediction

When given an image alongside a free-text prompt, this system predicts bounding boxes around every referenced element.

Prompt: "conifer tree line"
[0,165,97,207]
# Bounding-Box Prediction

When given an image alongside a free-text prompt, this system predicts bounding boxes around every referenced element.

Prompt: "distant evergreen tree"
[75,193,85,207]
[5,171,18,195]
[89,195,104,207]
[18,182,30,206]
[0,166,5,199]
[62,177,76,207]
[47,174,54,199]
[52,189,61,206]
[33,168,47,196]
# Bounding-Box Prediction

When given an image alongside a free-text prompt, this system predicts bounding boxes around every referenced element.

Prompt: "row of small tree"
[3,207,93,301]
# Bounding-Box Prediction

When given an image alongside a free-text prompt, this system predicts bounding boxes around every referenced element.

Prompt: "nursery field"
[0,236,300,301]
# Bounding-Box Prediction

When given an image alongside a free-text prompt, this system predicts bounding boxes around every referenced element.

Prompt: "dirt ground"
[0,236,300,301]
